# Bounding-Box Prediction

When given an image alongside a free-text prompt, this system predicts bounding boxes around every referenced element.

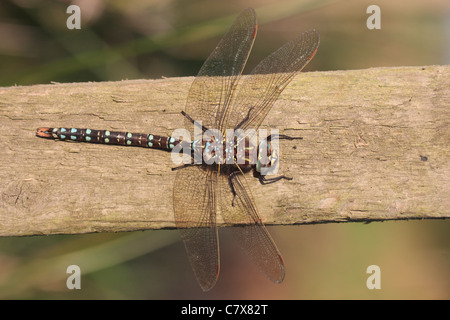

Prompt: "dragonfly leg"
[267,133,303,142]
[258,174,293,185]
[181,111,210,132]
[171,163,197,171]
[228,171,240,207]
[235,106,254,130]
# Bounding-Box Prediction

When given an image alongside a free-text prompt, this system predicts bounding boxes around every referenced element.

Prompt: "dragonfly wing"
[173,165,219,291]
[226,29,320,134]
[219,168,285,283]
[185,8,257,135]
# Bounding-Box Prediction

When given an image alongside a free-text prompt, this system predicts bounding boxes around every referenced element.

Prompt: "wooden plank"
[0,65,448,236]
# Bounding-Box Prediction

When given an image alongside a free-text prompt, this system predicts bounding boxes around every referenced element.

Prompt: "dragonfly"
[36,8,319,291]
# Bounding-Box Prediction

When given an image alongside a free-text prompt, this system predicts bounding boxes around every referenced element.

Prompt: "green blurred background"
[0,0,448,299]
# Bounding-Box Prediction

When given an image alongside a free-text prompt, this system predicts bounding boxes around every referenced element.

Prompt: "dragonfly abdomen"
[36,127,180,150]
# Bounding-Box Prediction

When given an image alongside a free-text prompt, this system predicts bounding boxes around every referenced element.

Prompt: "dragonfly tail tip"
[36,127,54,138]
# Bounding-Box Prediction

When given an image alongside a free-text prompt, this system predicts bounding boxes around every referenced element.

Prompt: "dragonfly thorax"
[191,136,259,168]
[189,135,279,176]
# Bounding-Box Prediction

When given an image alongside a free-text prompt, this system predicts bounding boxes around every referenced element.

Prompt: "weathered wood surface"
[0,65,448,237]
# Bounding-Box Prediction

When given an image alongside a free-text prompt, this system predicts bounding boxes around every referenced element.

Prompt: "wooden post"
[0,65,448,236]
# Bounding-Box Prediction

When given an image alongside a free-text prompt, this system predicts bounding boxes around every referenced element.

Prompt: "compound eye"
[271,150,279,165]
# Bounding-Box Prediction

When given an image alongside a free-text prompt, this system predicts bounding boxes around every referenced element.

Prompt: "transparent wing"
[173,166,219,291]
[184,8,257,136]
[219,168,285,283]
[226,30,320,136]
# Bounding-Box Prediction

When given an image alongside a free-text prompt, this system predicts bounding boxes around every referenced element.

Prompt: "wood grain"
[0,65,448,236]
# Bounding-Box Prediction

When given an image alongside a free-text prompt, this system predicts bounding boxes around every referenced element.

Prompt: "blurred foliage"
[1,0,447,86]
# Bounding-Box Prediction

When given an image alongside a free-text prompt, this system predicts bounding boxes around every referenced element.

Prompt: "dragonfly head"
[256,138,279,175]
